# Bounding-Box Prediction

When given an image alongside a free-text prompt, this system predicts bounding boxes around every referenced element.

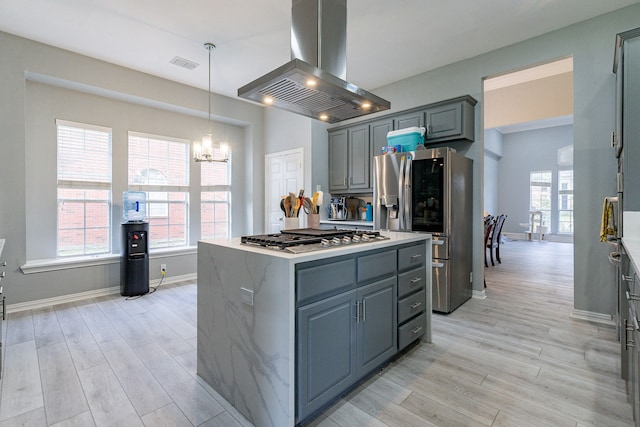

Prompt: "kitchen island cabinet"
[197,232,431,427]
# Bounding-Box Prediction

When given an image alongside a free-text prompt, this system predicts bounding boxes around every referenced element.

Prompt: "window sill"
[21,246,198,274]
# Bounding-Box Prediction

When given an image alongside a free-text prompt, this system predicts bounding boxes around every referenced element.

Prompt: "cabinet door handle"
[432,240,444,246]
[343,178,347,186]
[355,301,360,323]
[362,299,366,322]
[622,275,635,282]
[411,326,423,334]
[432,262,444,268]
[410,302,422,309]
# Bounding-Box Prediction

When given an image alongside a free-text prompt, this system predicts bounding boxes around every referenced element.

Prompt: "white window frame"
[529,170,552,231]
[56,119,112,257]
[201,148,232,240]
[128,131,190,249]
[558,169,574,234]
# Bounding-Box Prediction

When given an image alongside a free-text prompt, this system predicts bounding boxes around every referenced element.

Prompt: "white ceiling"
[0,0,637,101]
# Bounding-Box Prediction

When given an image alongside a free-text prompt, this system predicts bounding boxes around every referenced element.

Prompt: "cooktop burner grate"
[241,229,385,252]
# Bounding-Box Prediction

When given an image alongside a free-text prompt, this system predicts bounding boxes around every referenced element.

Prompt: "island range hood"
[237,0,390,124]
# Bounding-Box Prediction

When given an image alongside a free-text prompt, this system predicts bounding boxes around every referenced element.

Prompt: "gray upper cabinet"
[328,124,370,193]
[616,28,640,211]
[370,118,394,158]
[425,96,476,143]
[329,129,349,192]
[348,125,370,190]
[394,111,424,130]
[328,95,476,195]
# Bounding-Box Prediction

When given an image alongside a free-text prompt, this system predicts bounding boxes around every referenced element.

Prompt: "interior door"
[265,149,304,233]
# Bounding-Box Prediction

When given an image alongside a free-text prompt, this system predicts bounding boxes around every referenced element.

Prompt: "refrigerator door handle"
[404,156,412,231]
[399,156,406,230]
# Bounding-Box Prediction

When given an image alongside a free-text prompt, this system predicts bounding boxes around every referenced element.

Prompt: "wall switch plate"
[241,287,254,306]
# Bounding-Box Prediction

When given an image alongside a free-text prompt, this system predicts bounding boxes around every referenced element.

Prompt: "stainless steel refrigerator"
[373,147,473,313]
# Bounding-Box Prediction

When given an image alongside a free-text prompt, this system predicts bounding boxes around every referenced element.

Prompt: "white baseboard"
[472,289,487,299]
[570,309,615,326]
[7,273,197,314]
[503,232,573,243]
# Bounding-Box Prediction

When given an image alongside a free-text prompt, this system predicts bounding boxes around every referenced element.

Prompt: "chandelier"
[193,42,229,163]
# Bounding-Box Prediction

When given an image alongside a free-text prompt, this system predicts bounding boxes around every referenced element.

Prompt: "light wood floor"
[0,240,633,426]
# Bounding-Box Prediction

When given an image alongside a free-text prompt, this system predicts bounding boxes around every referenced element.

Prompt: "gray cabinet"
[296,248,404,422]
[328,96,476,196]
[615,28,640,211]
[397,242,427,351]
[370,118,394,158]
[357,277,397,377]
[296,290,357,419]
[329,129,349,192]
[328,124,370,193]
[394,111,424,130]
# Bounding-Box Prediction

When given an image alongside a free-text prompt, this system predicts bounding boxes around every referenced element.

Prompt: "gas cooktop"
[241,229,388,253]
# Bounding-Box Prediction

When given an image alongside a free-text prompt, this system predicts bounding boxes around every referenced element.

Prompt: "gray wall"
[497,125,574,235]
[483,128,503,217]
[0,31,265,305]
[313,4,640,316]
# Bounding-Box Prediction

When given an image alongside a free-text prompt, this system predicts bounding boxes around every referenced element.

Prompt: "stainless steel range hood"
[237,0,390,124]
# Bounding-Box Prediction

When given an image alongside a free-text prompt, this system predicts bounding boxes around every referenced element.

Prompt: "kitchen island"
[197,231,432,427]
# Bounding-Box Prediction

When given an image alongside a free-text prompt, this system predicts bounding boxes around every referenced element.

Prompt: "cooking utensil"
[283,196,292,218]
[294,197,301,217]
[280,198,286,215]
[316,191,323,214]
[303,197,313,214]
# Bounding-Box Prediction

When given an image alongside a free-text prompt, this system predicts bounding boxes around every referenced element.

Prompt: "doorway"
[265,148,304,233]
[482,57,575,286]
[483,57,574,242]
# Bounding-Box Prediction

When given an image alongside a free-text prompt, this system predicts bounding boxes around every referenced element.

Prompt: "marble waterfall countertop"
[196,231,431,427]
[623,212,640,270]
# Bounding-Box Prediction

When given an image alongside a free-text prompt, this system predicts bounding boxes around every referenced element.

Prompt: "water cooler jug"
[120,192,149,296]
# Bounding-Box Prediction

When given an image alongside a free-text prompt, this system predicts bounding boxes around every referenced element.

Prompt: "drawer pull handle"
[623,275,635,282]
[627,291,640,301]
[411,326,423,334]
[410,302,422,309]
[410,277,422,285]
[410,254,422,259]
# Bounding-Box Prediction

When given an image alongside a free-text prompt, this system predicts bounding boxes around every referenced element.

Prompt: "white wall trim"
[570,309,615,326]
[7,273,197,314]
[503,232,573,243]
[472,289,487,299]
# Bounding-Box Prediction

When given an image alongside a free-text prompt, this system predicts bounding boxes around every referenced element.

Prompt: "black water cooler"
[120,222,149,296]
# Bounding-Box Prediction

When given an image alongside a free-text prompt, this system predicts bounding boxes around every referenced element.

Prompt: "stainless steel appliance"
[238,0,390,123]
[373,147,473,313]
[241,229,388,254]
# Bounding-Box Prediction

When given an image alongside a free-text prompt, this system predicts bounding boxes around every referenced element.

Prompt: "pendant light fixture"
[193,42,229,163]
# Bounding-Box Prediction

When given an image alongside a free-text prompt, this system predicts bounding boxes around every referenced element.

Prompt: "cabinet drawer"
[398,289,425,324]
[397,267,426,299]
[297,259,356,304]
[398,244,426,271]
[398,312,426,351]
[358,250,396,283]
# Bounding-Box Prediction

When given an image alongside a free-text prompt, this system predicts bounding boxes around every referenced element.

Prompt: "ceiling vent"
[170,56,199,70]
[238,0,390,123]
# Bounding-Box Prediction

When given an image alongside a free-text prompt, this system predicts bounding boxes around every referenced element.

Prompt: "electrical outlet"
[161,264,166,275]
